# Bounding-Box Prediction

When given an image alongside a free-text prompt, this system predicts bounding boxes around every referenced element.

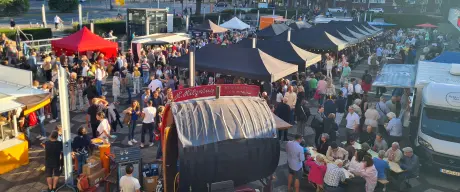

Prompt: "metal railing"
[22,37,119,54]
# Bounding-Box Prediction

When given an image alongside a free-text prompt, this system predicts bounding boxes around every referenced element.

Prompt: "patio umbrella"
[415,23,438,28]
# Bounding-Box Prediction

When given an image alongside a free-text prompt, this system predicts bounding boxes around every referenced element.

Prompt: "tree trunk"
[195,0,202,15]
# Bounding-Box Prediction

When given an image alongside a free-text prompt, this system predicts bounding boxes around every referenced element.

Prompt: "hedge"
[0,28,52,40]
[374,13,442,28]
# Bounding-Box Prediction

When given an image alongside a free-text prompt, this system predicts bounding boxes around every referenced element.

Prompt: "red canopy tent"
[51,27,118,58]
[415,23,438,28]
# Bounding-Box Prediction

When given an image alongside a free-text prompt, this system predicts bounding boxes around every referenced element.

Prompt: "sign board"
[173,85,260,102]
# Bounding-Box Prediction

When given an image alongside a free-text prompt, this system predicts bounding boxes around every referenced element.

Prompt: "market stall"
[171,44,298,82]
[289,21,312,30]
[161,84,291,191]
[272,27,348,52]
[51,27,118,58]
[0,66,51,174]
[219,17,250,30]
[235,38,322,70]
[256,23,289,38]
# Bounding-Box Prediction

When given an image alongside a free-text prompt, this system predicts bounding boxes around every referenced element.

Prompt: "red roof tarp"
[415,23,438,28]
[51,27,118,58]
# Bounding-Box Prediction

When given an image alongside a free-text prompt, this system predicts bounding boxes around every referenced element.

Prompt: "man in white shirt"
[54,15,62,30]
[140,101,157,147]
[286,135,305,192]
[284,86,297,124]
[148,75,163,94]
[95,66,103,96]
[119,164,141,192]
[345,106,360,140]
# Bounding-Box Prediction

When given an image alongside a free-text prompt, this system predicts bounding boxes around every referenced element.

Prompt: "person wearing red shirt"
[306,155,327,192]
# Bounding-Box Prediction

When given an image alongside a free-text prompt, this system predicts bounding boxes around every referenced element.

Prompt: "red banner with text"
[173,84,260,102]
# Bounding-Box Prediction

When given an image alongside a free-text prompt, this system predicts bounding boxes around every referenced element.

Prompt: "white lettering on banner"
[446,92,460,107]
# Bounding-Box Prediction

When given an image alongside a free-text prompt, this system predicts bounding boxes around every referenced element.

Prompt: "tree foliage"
[48,0,78,13]
[0,0,29,16]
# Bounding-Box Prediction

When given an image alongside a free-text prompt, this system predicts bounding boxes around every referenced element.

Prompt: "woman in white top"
[326,56,334,79]
[275,88,283,105]
[364,102,380,131]
[347,151,364,173]
[96,111,111,143]
[112,72,121,103]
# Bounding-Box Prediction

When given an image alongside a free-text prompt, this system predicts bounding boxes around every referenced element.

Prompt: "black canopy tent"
[289,21,312,30]
[192,20,228,33]
[315,24,358,44]
[256,23,289,38]
[272,27,347,52]
[235,38,322,71]
[170,44,298,82]
[325,21,368,40]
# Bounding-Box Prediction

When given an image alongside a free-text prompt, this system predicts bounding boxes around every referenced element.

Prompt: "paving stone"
[278,151,287,167]
[424,189,445,192]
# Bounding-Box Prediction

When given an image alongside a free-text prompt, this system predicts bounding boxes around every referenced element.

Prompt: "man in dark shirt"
[323,95,337,117]
[275,97,291,141]
[86,100,102,138]
[151,90,163,108]
[45,131,63,192]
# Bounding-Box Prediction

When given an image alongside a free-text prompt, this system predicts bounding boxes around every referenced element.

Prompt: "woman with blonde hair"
[69,72,78,111]
[43,56,53,81]
[305,154,327,192]
[324,78,336,97]
[124,100,141,146]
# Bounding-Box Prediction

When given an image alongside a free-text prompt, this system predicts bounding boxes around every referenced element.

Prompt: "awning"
[354,26,372,36]
[0,99,24,114]
[274,114,292,130]
[0,81,51,115]
[347,27,365,40]
[171,97,277,147]
[429,51,460,63]
[372,64,417,88]
[338,31,358,45]
[132,33,190,44]
[325,32,348,51]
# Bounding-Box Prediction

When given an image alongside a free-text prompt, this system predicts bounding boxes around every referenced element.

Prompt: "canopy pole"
[287,28,291,42]
[256,10,260,28]
[78,4,83,30]
[90,20,94,33]
[146,15,150,35]
[56,66,76,192]
[295,9,298,19]
[239,11,242,19]
[252,37,256,48]
[41,4,47,28]
[189,51,195,87]
[272,8,275,16]
[285,9,287,19]
[218,14,221,25]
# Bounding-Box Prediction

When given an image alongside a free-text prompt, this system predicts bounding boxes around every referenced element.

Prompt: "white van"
[413,61,460,176]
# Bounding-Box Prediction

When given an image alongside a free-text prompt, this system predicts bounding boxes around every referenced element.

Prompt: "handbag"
[123,114,131,125]
[314,89,321,100]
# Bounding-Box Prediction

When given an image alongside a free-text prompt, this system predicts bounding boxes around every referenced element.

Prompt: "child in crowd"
[68,72,78,111]
[133,67,141,95]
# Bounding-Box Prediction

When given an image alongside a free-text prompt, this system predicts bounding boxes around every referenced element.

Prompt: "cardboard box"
[83,159,102,175]
[143,176,158,192]
[88,169,105,186]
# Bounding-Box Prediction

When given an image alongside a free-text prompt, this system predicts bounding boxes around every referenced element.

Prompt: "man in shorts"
[286,134,305,192]
[45,131,63,192]
[119,163,141,192]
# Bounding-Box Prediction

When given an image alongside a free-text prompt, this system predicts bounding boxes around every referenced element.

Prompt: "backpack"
[364,74,372,84]
[28,112,38,127]
[77,174,90,191]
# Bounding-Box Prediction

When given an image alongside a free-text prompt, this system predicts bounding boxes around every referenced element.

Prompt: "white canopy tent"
[132,33,190,44]
[220,17,251,30]
[325,32,348,51]
[289,42,322,67]
[337,31,358,45]
[347,28,366,41]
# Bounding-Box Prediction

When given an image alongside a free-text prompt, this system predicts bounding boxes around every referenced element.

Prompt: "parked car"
[328,7,345,13]
[215,1,228,7]
[369,8,384,13]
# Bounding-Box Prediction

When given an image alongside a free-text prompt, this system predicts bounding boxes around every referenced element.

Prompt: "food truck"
[160,84,291,191]
[373,62,460,177]
[413,61,460,176]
